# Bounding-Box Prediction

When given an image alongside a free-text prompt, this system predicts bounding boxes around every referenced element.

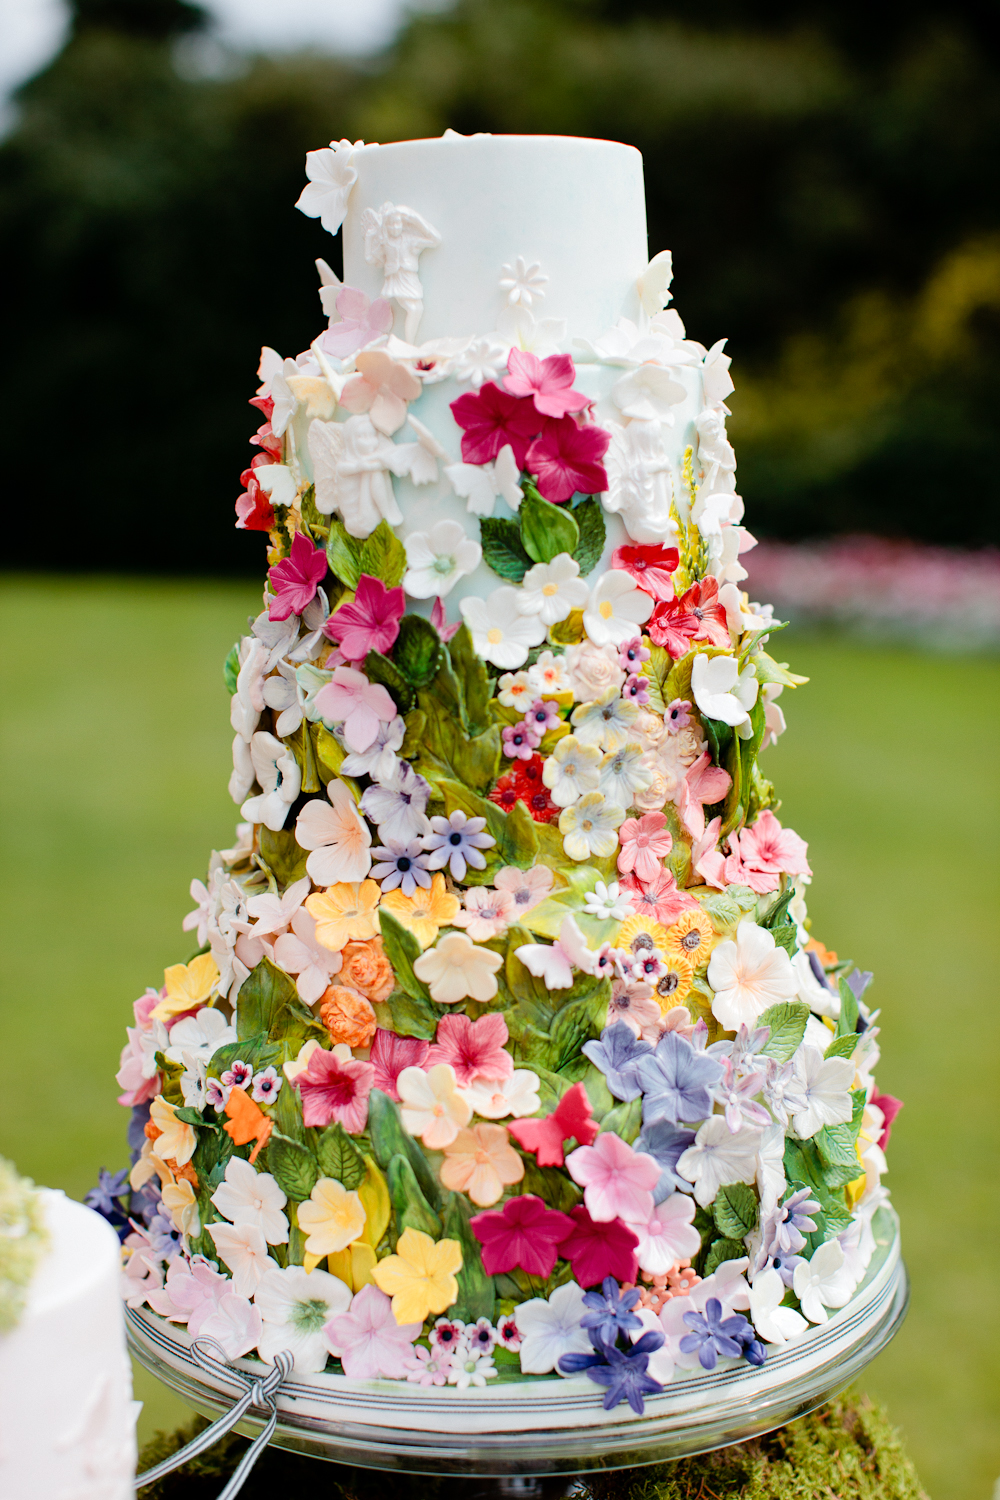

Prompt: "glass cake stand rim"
[127,1206,907,1478]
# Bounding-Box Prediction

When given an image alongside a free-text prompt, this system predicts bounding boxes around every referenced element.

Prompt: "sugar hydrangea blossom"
[324,1283,422,1377]
[514,1281,592,1374]
[517,554,590,624]
[403,519,483,598]
[210,1156,289,1246]
[565,1132,660,1224]
[412,931,503,1004]
[676,1116,763,1208]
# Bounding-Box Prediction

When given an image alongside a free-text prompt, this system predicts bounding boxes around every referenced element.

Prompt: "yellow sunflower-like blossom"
[665,908,716,967]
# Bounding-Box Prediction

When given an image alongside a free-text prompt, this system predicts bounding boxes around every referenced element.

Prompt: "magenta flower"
[324,574,405,660]
[611,544,679,602]
[318,286,394,359]
[559,1205,639,1289]
[369,1029,430,1102]
[872,1091,904,1150]
[267,531,329,621]
[470,1194,574,1277]
[324,1283,422,1378]
[737,809,812,879]
[507,1082,599,1168]
[430,596,461,643]
[425,1012,514,1088]
[617,813,674,885]
[313,666,397,753]
[502,349,590,419]
[296,1047,375,1132]
[526,416,611,503]
[450,381,542,467]
[502,720,541,760]
[566,1132,661,1224]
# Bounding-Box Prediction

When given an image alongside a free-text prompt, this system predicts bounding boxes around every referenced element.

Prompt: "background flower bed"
[0,575,996,1499]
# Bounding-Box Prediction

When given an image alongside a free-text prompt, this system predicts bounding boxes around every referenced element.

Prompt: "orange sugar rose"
[339,938,395,1004]
[320,984,379,1048]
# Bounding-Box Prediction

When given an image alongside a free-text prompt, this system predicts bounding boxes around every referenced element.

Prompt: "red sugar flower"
[235,474,275,533]
[471,1194,574,1278]
[450,382,542,467]
[611,543,679,602]
[648,577,730,658]
[508,1082,599,1168]
[267,531,329,622]
[526,417,610,504]
[558,1205,639,1288]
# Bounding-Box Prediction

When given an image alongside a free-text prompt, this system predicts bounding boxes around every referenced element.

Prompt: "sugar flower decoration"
[370,1227,463,1327]
[148,1095,196,1166]
[513,1281,591,1374]
[368,1027,430,1102]
[450,382,541,468]
[503,349,588,418]
[558,1205,639,1288]
[518,552,590,625]
[465,1068,541,1121]
[617,812,673,885]
[508,1080,599,1168]
[371,838,432,896]
[565,1132,660,1225]
[272,908,344,1004]
[210,1156,288,1246]
[425,1011,513,1088]
[295,139,358,234]
[629,1193,701,1276]
[423,809,496,881]
[267,532,328,622]
[360,761,431,844]
[314,667,397,754]
[152,955,220,1023]
[792,1240,855,1324]
[206,1221,271,1299]
[340,350,422,436]
[581,1022,652,1103]
[403,519,483,599]
[676,1116,762,1208]
[324,1283,423,1377]
[305,880,381,951]
[445,442,524,518]
[412,930,503,1004]
[452,885,515,940]
[583,571,655,648]
[324,574,405,660]
[500,256,549,307]
[789,1046,855,1139]
[295,1046,375,1132]
[634,1031,724,1126]
[748,1267,809,1344]
[460,587,547,669]
[255,1264,352,1373]
[241,731,302,832]
[690,653,759,730]
[542,734,601,807]
[380,873,460,947]
[707,920,797,1031]
[319,284,394,358]
[164,1006,236,1067]
[397,1062,473,1149]
[527,416,610,504]
[559,792,625,861]
[296,780,373,887]
[610,543,679,601]
[440,1123,524,1206]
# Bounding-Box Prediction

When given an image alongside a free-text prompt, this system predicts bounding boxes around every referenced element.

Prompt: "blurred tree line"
[2,0,998,574]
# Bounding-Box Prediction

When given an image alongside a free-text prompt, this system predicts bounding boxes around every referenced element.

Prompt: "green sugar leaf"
[757,1001,810,1062]
[824,1033,858,1060]
[519,492,580,565]
[571,496,606,576]
[713,1180,759,1239]
[480,517,532,582]
[326,520,363,588]
[393,614,445,688]
[442,1191,495,1323]
[359,520,407,587]
[236,958,300,1041]
[388,1153,441,1239]
[447,623,492,735]
[703,1238,748,1276]
[837,976,860,1038]
[363,649,414,713]
[223,642,240,696]
[378,909,433,1005]
[384,985,442,1041]
[258,826,309,889]
[313,1122,366,1192]
[267,1136,319,1201]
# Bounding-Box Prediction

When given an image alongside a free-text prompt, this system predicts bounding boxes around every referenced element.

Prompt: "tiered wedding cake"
[108,133,899,1416]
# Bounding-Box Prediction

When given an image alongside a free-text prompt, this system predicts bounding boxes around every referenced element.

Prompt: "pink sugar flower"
[452,886,516,941]
[339,349,422,436]
[319,286,394,360]
[369,1028,430,1103]
[267,531,329,621]
[676,751,734,840]
[526,416,610,503]
[324,1283,422,1378]
[611,544,679,602]
[450,382,542,467]
[871,1092,904,1150]
[697,830,779,894]
[470,1194,574,1278]
[426,1012,513,1088]
[502,348,590,419]
[502,720,541,760]
[430,596,461,642]
[324,573,405,660]
[296,1047,374,1132]
[620,869,698,926]
[313,666,397,753]
[738,809,812,878]
[566,1131,661,1225]
[617,812,674,885]
[558,1205,639,1289]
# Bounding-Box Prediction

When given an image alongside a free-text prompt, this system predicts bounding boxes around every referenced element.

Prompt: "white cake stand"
[127,1207,906,1482]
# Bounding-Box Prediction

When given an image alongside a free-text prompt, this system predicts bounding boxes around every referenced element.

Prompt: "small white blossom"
[499,256,548,308]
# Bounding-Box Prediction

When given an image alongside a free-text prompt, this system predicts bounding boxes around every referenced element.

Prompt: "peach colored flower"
[306,880,381,951]
[339,350,422,435]
[397,1063,472,1149]
[440,1124,524,1207]
[339,938,395,1003]
[380,874,460,948]
[320,985,378,1047]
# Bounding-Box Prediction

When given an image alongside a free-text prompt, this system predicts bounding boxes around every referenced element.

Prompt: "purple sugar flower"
[371,839,432,895]
[560,1333,666,1415]
[634,1119,697,1201]
[423,810,496,881]
[634,1031,723,1126]
[679,1297,749,1370]
[524,698,562,736]
[580,1277,643,1344]
[581,1022,652,1103]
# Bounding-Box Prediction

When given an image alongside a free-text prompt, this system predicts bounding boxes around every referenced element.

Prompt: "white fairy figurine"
[308,414,407,537]
[360,201,441,343]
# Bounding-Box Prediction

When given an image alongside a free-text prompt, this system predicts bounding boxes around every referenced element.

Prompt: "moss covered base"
[136,1391,927,1500]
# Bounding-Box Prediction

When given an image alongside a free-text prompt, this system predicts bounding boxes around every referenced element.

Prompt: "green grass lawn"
[1,575,997,1499]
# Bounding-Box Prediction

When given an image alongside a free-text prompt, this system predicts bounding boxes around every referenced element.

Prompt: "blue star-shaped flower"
[580,1277,643,1343]
[562,1333,666,1414]
[635,1030,723,1125]
[679,1297,751,1370]
[84,1167,130,1221]
[581,1021,652,1102]
[635,1119,698,1200]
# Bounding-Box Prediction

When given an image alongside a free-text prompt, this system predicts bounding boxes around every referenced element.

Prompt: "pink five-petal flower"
[525,416,611,503]
[319,287,394,359]
[610,544,679,602]
[620,869,698,925]
[324,574,406,660]
[566,1132,661,1225]
[676,751,734,840]
[502,348,590,419]
[369,1028,430,1102]
[313,667,397,753]
[296,1047,375,1132]
[339,349,422,436]
[617,813,674,885]
[738,809,812,878]
[430,596,461,642]
[470,1194,574,1278]
[425,1012,514,1088]
[267,531,329,621]
[450,382,542,467]
[558,1205,639,1289]
[324,1283,422,1378]
[507,1082,599,1168]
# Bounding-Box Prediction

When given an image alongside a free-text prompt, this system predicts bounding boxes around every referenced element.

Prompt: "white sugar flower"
[453,336,508,387]
[707,920,797,1031]
[514,1282,590,1374]
[295,140,359,235]
[211,1156,289,1246]
[206,1221,272,1299]
[527,649,572,696]
[791,948,839,1019]
[570,688,640,753]
[240,731,301,832]
[165,1007,237,1068]
[790,1047,855,1140]
[495,304,567,358]
[464,1069,541,1120]
[559,791,625,861]
[404,519,482,598]
[637,249,674,316]
[272,908,343,1004]
[254,1264,352,1373]
[496,670,534,712]
[517,553,590,625]
[294,779,372,887]
[582,879,635,921]
[500,255,549,308]
[412,930,503,1005]
[599,744,653,806]
[398,1062,472,1149]
[676,1115,762,1208]
[542,735,601,807]
[392,415,449,486]
[690,653,758,731]
[460,587,546,669]
[748,1268,809,1344]
[245,876,311,940]
[792,1240,856,1324]
[611,364,687,423]
[582,571,654,648]
[230,638,268,743]
[340,716,406,783]
[262,658,307,738]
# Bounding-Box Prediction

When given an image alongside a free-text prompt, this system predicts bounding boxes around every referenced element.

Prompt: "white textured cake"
[0,1189,138,1499]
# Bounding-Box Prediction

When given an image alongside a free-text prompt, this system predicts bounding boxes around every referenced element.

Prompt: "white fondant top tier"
[342,135,648,343]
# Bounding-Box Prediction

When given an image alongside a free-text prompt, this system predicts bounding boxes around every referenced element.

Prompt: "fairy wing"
[444,460,498,517]
[493,443,524,509]
[307,419,346,514]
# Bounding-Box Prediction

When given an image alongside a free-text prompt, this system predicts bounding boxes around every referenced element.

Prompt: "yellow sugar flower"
[380,873,460,948]
[371,1227,463,1326]
[306,880,381,951]
[652,951,695,1011]
[149,1095,196,1167]
[161,1178,200,1238]
[297,1176,367,1256]
[617,913,670,959]
[665,909,716,967]
[152,953,220,1021]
